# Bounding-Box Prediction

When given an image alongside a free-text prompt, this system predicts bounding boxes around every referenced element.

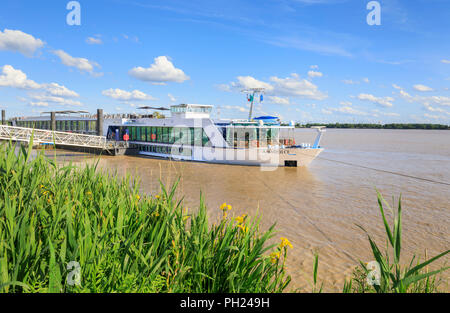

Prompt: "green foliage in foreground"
[0,141,290,293]
[342,192,449,293]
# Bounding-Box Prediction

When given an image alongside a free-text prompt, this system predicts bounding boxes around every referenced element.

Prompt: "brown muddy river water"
[41,129,450,292]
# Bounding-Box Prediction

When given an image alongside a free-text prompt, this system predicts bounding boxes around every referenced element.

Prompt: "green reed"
[342,191,449,293]
[0,140,291,293]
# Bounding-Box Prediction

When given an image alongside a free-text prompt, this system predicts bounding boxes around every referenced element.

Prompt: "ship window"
[194,128,202,146]
[190,128,194,146]
[131,127,136,141]
[168,127,174,143]
[173,127,180,144]
[162,127,169,143]
[180,127,189,145]
[154,127,159,143]
[202,129,210,147]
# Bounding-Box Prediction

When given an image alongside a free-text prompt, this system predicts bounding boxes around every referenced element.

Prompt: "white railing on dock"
[0,124,114,149]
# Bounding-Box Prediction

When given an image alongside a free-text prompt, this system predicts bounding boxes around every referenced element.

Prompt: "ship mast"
[242,88,265,121]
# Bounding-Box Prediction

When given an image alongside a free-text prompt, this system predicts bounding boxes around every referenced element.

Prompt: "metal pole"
[248,92,254,121]
[1,110,5,125]
[51,112,56,131]
[97,109,103,136]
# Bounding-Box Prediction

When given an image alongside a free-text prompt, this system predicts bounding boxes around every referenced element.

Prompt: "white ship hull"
[135,143,323,167]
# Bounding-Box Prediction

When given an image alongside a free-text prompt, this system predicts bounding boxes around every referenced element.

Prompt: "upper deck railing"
[0,124,123,150]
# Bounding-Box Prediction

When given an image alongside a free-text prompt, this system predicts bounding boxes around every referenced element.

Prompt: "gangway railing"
[0,125,125,152]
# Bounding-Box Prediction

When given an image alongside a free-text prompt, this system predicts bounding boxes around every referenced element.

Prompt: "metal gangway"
[0,124,126,154]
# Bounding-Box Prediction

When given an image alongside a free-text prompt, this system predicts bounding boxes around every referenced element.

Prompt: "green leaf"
[398,267,449,289]
[404,250,450,278]
[48,239,62,293]
[376,191,394,248]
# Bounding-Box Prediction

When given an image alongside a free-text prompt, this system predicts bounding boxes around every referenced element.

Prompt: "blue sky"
[0,0,449,123]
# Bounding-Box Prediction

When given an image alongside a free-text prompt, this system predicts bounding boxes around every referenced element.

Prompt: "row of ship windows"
[109,126,211,146]
[137,144,192,157]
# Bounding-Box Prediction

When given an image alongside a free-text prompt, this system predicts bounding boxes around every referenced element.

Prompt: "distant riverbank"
[295,123,449,130]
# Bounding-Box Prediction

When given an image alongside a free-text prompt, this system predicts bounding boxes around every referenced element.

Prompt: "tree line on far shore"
[294,123,450,130]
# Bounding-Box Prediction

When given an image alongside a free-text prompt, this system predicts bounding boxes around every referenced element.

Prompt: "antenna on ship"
[242,87,265,121]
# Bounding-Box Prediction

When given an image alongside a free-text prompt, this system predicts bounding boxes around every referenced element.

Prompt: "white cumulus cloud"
[86,36,102,45]
[231,76,274,91]
[102,88,156,101]
[221,73,327,101]
[270,74,328,100]
[43,82,79,98]
[331,105,368,116]
[413,84,433,92]
[128,56,189,84]
[0,65,41,89]
[358,93,394,107]
[28,94,81,107]
[0,29,44,56]
[53,50,101,75]
[308,70,323,78]
[0,65,81,107]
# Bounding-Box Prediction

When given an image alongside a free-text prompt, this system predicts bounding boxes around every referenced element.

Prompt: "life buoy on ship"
[123,134,129,141]
[151,133,156,140]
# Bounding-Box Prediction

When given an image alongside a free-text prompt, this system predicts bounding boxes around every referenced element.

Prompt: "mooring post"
[97,109,103,136]
[51,112,56,131]
[1,110,5,125]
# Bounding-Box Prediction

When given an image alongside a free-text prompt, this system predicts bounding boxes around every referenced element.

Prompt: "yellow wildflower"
[136,194,140,200]
[237,224,248,233]
[270,251,281,264]
[220,202,227,210]
[155,194,160,199]
[280,237,293,249]
[235,214,247,224]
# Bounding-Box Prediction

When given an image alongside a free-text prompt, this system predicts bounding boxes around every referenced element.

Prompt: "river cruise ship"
[104,103,325,167]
